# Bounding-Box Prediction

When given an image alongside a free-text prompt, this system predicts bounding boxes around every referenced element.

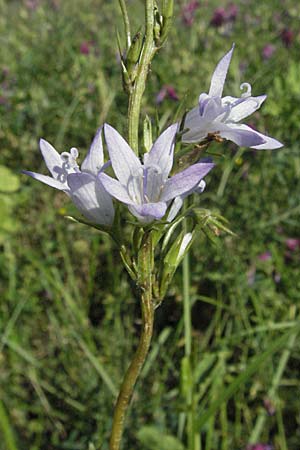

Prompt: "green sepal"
[132,226,144,257]
[159,230,194,299]
[126,28,143,75]
[120,244,137,281]
[120,58,132,93]
[160,0,174,44]
[143,115,153,153]
[153,6,162,43]
[193,208,235,236]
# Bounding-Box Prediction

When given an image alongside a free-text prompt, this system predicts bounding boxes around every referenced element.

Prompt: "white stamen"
[240,82,252,98]
[60,149,79,170]
[70,147,79,158]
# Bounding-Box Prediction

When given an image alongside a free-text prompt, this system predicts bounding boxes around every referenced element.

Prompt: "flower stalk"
[109,232,155,450]
[127,0,155,153]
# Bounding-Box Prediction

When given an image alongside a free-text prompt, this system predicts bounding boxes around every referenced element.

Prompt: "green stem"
[127,0,155,153]
[118,0,131,49]
[109,233,154,450]
[183,249,191,357]
[182,206,199,450]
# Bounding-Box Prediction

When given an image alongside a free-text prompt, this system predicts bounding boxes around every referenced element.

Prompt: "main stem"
[109,234,154,450]
[127,0,155,153]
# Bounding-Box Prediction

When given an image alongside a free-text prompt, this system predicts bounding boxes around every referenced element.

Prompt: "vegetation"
[1,0,300,449]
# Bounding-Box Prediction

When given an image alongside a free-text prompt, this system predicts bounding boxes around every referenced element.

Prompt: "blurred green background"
[1,0,300,449]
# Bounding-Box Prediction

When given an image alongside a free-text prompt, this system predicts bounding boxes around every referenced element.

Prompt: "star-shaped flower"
[99,124,214,223]
[183,45,283,149]
[23,128,115,226]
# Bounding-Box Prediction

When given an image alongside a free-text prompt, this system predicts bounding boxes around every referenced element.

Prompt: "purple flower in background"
[183,45,283,149]
[23,128,115,225]
[156,85,179,104]
[246,445,274,450]
[211,7,226,27]
[80,41,92,55]
[262,44,276,60]
[210,4,238,27]
[258,251,272,261]
[181,1,200,27]
[227,3,238,21]
[281,28,294,47]
[99,124,214,223]
[285,238,300,251]
[25,0,40,10]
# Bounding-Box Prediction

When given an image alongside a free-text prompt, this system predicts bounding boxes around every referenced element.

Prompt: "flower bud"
[160,0,174,43]
[126,30,144,76]
[160,231,194,298]
[143,115,153,153]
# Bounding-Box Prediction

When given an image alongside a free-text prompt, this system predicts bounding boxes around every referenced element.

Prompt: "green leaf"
[137,426,185,450]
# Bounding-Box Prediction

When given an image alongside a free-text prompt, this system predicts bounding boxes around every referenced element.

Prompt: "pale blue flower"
[99,124,214,223]
[183,45,283,149]
[23,128,115,225]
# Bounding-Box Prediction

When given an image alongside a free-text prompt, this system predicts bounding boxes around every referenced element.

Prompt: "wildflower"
[210,4,238,27]
[156,85,179,104]
[183,45,283,149]
[246,445,273,450]
[280,28,293,47]
[262,44,276,60]
[23,128,115,226]
[285,238,300,251]
[99,124,214,223]
[210,7,226,27]
[80,41,93,55]
[181,1,200,27]
[226,3,238,21]
[258,251,272,261]
[25,0,40,10]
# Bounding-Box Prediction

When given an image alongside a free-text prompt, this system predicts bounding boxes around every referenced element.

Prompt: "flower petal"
[144,124,178,179]
[130,202,167,221]
[104,124,142,186]
[94,177,115,225]
[201,96,224,121]
[183,106,207,143]
[208,45,235,98]
[223,95,267,122]
[99,173,134,205]
[67,172,114,225]
[250,132,283,150]
[219,123,267,147]
[81,127,104,175]
[39,138,64,178]
[22,170,67,191]
[161,163,214,202]
[167,196,184,222]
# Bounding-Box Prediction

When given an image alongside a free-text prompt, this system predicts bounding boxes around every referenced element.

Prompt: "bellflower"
[23,128,115,226]
[99,124,214,223]
[183,45,283,149]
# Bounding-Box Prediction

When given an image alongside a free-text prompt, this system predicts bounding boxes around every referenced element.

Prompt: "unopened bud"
[153,7,163,43]
[126,30,143,76]
[160,231,193,298]
[160,0,174,43]
[143,115,153,153]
